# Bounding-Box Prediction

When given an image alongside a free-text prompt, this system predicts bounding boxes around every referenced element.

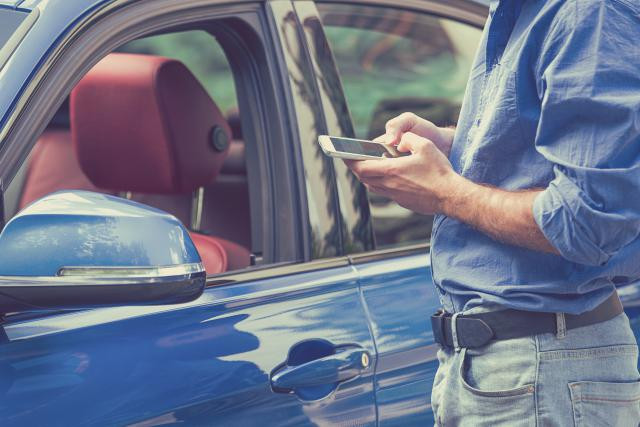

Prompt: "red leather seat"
[188,233,227,275]
[19,130,112,209]
[68,53,250,274]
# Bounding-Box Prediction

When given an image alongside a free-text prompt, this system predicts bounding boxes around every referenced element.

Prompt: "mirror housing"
[0,191,206,313]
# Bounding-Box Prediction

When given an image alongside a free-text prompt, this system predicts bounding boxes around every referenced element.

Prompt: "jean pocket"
[459,347,536,398]
[569,380,640,427]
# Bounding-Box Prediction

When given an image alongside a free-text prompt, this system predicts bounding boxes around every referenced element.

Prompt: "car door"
[0,1,377,425]
[305,1,486,425]
[0,266,376,426]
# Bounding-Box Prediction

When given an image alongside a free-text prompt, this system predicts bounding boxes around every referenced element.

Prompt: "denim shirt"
[431,0,640,314]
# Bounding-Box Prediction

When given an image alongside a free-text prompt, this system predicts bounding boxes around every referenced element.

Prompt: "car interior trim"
[212,20,286,262]
[190,186,205,231]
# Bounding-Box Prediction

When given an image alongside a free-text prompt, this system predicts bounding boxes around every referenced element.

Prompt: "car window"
[318,4,482,249]
[3,29,259,275]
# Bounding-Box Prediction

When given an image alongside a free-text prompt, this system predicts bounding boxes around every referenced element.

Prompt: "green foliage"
[323,26,470,139]
[119,30,238,113]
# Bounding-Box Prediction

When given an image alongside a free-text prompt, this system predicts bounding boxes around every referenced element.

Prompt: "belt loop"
[555,313,566,339]
[451,312,462,351]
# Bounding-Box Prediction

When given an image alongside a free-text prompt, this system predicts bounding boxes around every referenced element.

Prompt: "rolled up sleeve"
[532,0,640,266]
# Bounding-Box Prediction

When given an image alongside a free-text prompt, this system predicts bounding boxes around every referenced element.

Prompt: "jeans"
[431,312,640,426]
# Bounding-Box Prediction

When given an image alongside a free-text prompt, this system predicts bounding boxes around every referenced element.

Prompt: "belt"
[430,291,623,349]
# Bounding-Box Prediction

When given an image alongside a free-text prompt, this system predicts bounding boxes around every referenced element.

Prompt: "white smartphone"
[318,135,409,161]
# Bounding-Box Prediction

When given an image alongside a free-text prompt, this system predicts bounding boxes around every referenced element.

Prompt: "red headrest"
[71,53,231,194]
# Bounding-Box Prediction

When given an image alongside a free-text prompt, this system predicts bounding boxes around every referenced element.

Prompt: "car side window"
[116,32,252,259]
[3,29,258,275]
[318,4,482,249]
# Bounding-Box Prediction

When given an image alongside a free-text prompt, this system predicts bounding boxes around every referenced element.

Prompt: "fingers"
[397,132,431,154]
[343,159,357,169]
[346,158,392,179]
[364,184,388,197]
[385,112,418,145]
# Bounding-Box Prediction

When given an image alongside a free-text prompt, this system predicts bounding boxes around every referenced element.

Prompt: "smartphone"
[318,135,410,161]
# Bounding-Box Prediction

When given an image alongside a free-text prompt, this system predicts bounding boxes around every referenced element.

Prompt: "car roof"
[3,0,490,11]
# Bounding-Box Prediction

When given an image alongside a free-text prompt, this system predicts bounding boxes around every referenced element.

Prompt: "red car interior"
[19,53,252,274]
[72,53,230,194]
[19,129,112,207]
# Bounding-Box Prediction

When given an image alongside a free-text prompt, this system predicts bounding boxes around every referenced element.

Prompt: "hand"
[382,112,455,157]
[346,132,461,215]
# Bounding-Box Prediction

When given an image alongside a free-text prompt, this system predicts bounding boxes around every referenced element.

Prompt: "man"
[346,1,640,425]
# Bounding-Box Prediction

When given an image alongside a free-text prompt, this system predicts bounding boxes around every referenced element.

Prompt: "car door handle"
[271,345,371,393]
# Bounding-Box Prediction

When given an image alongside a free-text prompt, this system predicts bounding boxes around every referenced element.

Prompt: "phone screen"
[329,137,407,158]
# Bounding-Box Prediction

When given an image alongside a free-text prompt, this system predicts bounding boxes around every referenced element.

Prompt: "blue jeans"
[431,312,640,426]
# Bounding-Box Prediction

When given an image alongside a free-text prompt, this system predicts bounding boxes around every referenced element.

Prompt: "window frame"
[293,1,376,256]
[0,0,305,283]
[315,0,487,27]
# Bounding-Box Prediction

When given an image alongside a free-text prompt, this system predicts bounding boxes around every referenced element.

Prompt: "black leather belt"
[430,292,624,349]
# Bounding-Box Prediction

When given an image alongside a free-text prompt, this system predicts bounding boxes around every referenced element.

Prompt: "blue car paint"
[353,254,441,425]
[0,0,113,131]
[0,191,201,276]
[0,265,377,425]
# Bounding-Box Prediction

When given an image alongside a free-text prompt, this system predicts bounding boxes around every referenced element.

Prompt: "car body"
[0,0,637,425]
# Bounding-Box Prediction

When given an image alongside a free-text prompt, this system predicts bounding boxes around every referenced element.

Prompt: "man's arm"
[441,174,558,254]
[378,113,557,254]
[347,132,559,255]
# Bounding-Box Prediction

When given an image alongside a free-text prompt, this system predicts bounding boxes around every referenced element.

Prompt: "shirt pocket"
[569,380,640,427]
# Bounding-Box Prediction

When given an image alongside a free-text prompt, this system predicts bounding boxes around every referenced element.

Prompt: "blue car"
[0,0,637,425]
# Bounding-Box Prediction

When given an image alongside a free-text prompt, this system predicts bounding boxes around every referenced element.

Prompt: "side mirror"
[0,191,206,313]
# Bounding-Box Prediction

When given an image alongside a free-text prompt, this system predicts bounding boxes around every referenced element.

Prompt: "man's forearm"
[439,174,559,254]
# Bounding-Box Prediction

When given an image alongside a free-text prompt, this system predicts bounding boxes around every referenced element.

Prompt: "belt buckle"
[430,309,449,347]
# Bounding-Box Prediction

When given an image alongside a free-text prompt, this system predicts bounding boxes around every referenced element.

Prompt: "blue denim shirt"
[431,0,640,314]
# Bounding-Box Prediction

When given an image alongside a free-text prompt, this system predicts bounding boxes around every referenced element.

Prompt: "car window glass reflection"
[319,4,482,249]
